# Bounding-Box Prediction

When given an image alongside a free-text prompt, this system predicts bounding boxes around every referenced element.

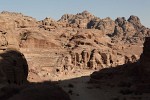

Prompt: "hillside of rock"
[0,11,149,82]
[90,37,150,95]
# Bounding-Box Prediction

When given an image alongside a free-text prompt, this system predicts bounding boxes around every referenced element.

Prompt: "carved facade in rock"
[88,49,103,69]
[66,49,139,71]
[0,11,148,80]
[81,50,90,67]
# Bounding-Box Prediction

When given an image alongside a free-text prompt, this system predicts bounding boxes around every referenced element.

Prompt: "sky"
[0,0,149,28]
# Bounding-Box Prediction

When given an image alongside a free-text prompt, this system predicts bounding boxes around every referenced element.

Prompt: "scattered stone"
[68,89,73,95]
[68,83,74,88]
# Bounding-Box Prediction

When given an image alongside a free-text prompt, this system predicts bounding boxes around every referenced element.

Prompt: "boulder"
[0,49,28,86]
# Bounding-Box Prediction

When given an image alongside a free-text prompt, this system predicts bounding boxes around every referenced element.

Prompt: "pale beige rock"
[0,11,148,82]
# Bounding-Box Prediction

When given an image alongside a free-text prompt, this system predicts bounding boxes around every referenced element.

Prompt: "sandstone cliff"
[0,11,149,81]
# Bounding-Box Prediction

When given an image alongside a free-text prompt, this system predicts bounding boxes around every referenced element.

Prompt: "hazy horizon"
[0,0,149,28]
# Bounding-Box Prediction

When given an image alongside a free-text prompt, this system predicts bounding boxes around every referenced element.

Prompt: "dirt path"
[58,72,120,100]
[29,69,150,100]
[58,71,150,100]
[59,76,107,100]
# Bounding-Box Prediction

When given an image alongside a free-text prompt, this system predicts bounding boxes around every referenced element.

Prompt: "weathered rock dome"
[0,49,28,86]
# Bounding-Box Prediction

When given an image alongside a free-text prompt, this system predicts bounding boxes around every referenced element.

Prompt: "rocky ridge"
[0,11,149,82]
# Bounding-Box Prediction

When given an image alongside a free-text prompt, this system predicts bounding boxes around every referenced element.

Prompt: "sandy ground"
[58,70,150,100]
[59,76,150,100]
[28,69,150,100]
[58,75,115,100]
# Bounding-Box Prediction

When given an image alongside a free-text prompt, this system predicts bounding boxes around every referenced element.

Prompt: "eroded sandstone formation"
[111,16,150,43]
[0,49,28,86]
[0,11,149,80]
[90,37,150,94]
[58,10,95,28]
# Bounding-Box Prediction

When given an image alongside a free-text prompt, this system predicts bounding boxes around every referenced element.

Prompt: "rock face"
[128,15,143,30]
[58,11,116,35]
[0,11,149,81]
[58,10,95,28]
[111,16,150,43]
[138,37,150,82]
[88,17,115,34]
[0,29,19,49]
[90,37,150,94]
[0,11,37,29]
[0,49,28,86]
[1,10,150,100]
[39,17,59,31]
